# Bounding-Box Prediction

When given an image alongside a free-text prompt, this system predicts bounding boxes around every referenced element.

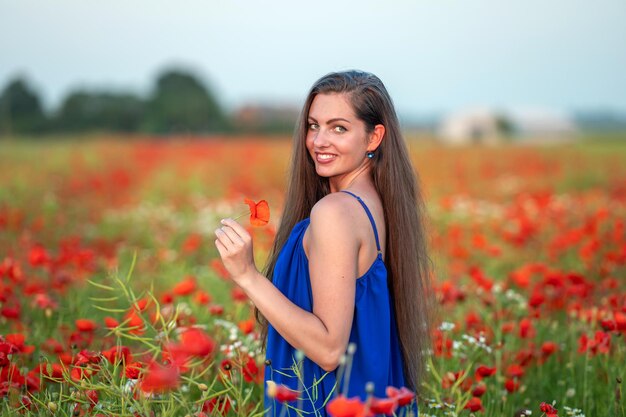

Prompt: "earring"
[366,151,375,159]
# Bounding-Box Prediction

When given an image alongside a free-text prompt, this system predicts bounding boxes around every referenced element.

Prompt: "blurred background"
[1,0,625,142]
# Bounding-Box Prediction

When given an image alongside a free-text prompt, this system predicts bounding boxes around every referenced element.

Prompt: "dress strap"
[340,190,382,256]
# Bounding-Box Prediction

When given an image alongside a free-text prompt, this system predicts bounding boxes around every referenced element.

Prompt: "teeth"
[318,154,336,160]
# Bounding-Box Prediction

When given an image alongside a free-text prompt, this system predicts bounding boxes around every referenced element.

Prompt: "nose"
[312,128,330,148]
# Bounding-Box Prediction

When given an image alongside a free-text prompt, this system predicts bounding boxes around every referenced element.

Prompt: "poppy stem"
[232,211,247,221]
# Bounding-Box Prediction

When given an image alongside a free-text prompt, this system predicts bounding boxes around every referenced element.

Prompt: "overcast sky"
[1,0,625,118]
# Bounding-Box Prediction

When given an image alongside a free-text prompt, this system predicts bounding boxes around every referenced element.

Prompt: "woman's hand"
[214,218,258,286]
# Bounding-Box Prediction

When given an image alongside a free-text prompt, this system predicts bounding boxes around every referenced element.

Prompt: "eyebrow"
[307,116,352,124]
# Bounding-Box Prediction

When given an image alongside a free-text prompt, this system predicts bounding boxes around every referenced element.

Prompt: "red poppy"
[464,396,484,412]
[231,287,248,302]
[326,395,366,417]
[202,396,231,415]
[104,317,119,329]
[266,381,299,403]
[539,402,558,417]
[541,341,558,357]
[162,342,193,371]
[385,386,415,406]
[475,365,496,378]
[173,275,197,296]
[124,310,145,335]
[102,345,132,365]
[504,378,520,393]
[210,259,230,279]
[182,233,202,253]
[134,298,150,312]
[472,383,487,397]
[242,356,260,383]
[368,396,398,415]
[238,319,255,335]
[193,290,212,305]
[139,362,180,393]
[37,362,64,379]
[179,328,216,357]
[209,305,224,316]
[4,334,35,354]
[244,199,270,227]
[125,362,143,379]
[75,319,97,332]
[506,364,525,379]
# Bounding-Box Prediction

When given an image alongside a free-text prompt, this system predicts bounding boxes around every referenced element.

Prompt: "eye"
[308,122,319,131]
[333,125,347,133]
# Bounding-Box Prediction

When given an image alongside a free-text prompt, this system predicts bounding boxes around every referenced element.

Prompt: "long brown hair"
[256,70,435,393]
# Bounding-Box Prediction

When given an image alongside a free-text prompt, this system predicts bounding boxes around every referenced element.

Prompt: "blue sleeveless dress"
[263,191,417,416]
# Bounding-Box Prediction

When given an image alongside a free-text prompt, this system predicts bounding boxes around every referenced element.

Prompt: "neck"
[328,164,373,193]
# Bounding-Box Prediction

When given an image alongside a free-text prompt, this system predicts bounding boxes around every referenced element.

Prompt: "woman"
[214,70,433,416]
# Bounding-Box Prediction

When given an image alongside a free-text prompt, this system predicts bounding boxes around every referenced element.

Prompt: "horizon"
[2,0,625,118]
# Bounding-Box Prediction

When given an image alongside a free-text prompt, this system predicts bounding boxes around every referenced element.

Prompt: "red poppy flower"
[506,364,525,378]
[75,319,97,332]
[541,341,558,357]
[202,396,231,415]
[326,395,366,417]
[464,396,484,412]
[385,386,415,406]
[173,275,197,296]
[539,402,558,417]
[125,362,143,379]
[504,378,520,393]
[209,305,224,316]
[266,381,299,403]
[600,319,617,331]
[104,317,119,329]
[102,345,132,365]
[4,334,35,354]
[242,356,259,383]
[179,328,216,357]
[472,383,487,397]
[238,319,255,334]
[210,259,230,279]
[368,396,398,415]
[182,233,202,253]
[37,362,64,379]
[139,361,180,393]
[244,199,270,227]
[475,365,496,378]
[124,310,145,335]
[231,287,248,302]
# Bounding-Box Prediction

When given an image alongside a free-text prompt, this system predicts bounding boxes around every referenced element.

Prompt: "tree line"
[0,68,294,136]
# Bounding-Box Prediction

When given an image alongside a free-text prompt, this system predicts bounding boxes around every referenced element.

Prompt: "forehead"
[308,93,356,120]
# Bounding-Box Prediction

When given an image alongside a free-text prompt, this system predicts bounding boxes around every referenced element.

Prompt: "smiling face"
[305,93,374,191]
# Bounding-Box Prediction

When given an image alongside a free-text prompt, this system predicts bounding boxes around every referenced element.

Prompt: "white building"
[437,107,578,145]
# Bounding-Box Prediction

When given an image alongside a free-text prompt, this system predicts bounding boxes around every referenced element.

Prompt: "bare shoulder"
[311,193,352,221]
[309,192,361,228]
[302,192,362,256]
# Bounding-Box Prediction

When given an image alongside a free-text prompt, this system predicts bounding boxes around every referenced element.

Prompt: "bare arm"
[214,195,359,371]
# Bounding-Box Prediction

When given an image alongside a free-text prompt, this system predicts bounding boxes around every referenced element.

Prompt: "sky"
[1,0,625,119]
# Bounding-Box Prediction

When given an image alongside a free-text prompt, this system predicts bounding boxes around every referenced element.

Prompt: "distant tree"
[0,77,47,135]
[54,90,145,132]
[495,114,516,140]
[143,69,227,133]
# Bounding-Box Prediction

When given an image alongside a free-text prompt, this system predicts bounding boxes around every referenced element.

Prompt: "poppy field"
[0,135,625,417]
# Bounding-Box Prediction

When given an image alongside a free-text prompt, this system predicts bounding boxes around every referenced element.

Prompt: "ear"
[367,124,385,152]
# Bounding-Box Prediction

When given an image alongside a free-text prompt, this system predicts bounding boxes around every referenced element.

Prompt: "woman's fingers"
[219,224,245,246]
[220,218,250,242]
[214,218,257,281]
[215,237,228,255]
[214,228,233,248]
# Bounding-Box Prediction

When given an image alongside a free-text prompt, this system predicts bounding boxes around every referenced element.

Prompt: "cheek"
[305,134,314,152]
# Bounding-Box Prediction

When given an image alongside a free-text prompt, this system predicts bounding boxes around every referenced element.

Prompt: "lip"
[315,152,337,164]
